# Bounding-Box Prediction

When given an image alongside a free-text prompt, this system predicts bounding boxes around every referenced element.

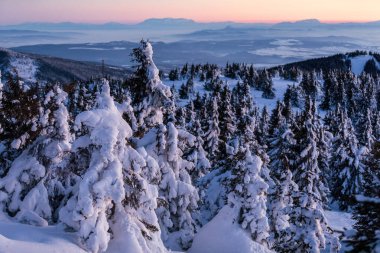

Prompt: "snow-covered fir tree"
[0,73,41,175]
[267,102,298,248]
[125,43,201,250]
[0,85,72,226]
[204,95,221,161]
[330,107,366,210]
[282,99,336,253]
[186,119,211,179]
[59,80,167,253]
[126,40,172,133]
[350,140,380,253]
[260,70,276,99]
[228,146,270,247]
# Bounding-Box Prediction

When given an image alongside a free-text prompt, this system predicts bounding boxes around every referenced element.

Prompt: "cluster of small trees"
[0,42,379,253]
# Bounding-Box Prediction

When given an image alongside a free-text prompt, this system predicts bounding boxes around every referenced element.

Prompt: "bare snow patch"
[325,210,355,234]
[350,54,380,75]
[9,56,38,83]
[0,219,86,253]
[188,205,273,253]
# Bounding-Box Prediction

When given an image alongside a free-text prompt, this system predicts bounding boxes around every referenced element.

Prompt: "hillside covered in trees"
[0,41,379,253]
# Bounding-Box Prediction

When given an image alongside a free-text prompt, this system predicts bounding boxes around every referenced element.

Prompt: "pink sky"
[0,0,379,24]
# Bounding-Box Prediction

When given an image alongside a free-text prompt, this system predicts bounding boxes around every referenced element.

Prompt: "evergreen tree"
[256,106,270,147]
[284,84,303,108]
[260,70,276,99]
[154,122,200,250]
[267,109,298,248]
[300,72,319,100]
[59,80,167,253]
[0,73,41,175]
[126,40,172,132]
[169,68,179,81]
[350,140,380,252]
[204,96,221,161]
[320,71,335,110]
[0,85,72,225]
[356,108,374,148]
[186,119,211,179]
[316,127,331,207]
[179,83,189,99]
[373,111,380,141]
[330,108,365,210]
[228,146,270,247]
[218,85,235,158]
[283,99,333,253]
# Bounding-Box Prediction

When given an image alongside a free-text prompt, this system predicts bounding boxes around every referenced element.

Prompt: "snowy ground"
[350,54,380,76]
[325,210,355,234]
[0,210,355,253]
[324,211,356,253]
[188,205,273,253]
[9,55,38,84]
[0,217,86,253]
[252,77,296,111]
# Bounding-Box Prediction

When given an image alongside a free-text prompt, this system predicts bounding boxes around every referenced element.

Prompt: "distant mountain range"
[10,36,365,68]
[1,18,379,31]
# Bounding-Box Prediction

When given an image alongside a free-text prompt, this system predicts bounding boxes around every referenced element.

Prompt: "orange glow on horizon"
[0,0,379,25]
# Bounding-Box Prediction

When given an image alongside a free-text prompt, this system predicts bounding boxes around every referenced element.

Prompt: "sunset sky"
[0,0,379,25]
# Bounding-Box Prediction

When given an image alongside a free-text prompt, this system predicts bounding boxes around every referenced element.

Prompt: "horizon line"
[2,17,380,26]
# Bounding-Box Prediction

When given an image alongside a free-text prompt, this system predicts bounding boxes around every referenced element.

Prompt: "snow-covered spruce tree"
[59,80,166,253]
[350,140,380,253]
[142,120,199,250]
[218,85,236,159]
[118,93,138,133]
[186,119,211,179]
[175,106,187,129]
[126,40,172,133]
[218,85,235,142]
[316,127,331,207]
[247,65,259,87]
[282,98,334,253]
[329,108,365,210]
[185,100,196,129]
[233,81,254,127]
[372,111,380,141]
[0,73,41,175]
[124,41,201,250]
[204,95,221,162]
[0,85,72,225]
[161,122,199,249]
[283,83,304,108]
[299,72,319,100]
[267,103,298,248]
[260,70,276,99]
[256,106,270,147]
[227,146,270,247]
[320,71,336,110]
[355,108,375,149]
[67,80,99,119]
[268,101,284,138]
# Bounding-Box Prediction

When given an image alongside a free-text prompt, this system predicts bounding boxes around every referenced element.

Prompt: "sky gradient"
[1,0,379,25]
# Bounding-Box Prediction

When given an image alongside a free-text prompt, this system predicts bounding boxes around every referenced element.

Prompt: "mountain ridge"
[2,18,380,31]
